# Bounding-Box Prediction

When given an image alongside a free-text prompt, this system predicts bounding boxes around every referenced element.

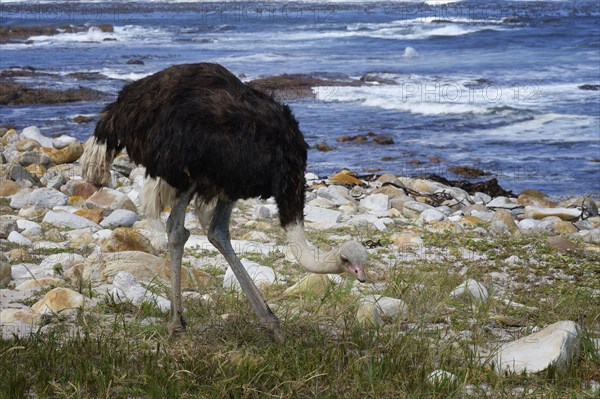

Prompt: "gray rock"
[111,271,170,311]
[316,186,352,206]
[403,201,435,219]
[358,295,409,320]
[560,196,598,218]
[0,261,11,288]
[100,209,139,228]
[472,192,492,204]
[7,164,39,185]
[10,187,67,209]
[42,210,100,230]
[21,126,52,147]
[16,151,52,167]
[486,196,520,210]
[0,217,18,239]
[112,155,136,176]
[52,135,76,149]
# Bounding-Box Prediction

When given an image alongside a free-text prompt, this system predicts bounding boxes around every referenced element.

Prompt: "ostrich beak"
[346,263,367,283]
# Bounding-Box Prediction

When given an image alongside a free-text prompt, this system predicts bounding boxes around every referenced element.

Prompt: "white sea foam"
[7,25,171,47]
[99,69,153,81]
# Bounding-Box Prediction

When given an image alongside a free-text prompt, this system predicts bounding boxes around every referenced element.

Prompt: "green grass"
[1,229,599,398]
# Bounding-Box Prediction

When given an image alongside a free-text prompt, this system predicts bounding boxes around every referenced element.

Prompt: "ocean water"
[1,1,599,196]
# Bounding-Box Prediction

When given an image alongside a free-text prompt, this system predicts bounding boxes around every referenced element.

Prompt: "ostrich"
[81,63,368,341]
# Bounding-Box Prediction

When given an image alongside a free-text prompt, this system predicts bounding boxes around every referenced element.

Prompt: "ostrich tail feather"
[81,136,115,186]
[140,177,177,219]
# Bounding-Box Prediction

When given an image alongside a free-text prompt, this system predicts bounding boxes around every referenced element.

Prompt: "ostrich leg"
[207,198,283,343]
[167,186,196,336]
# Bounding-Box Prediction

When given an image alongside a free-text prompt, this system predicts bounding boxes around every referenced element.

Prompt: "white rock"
[345,214,391,232]
[308,197,334,208]
[486,196,520,210]
[31,188,69,208]
[472,192,492,204]
[471,209,495,221]
[358,295,409,320]
[7,231,32,247]
[402,201,434,218]
[504,255,522,266]
[111,271,170,312]
[360,194,390,212]
[317,186,352,206]
[21,126,52,148]
[93,229,113,241]
[52,135,76,149]
[100,209,139,228]
[11,263,40,280]
[427,370,458,385]
[304,205,341,227]
[42,210,100,230]
[254,204,279,219]
[450,279,488,303]
[491,321,581,374]
[418,209,446,223]
[305,172,319,181]
[39,253,84,276]
[356,303,384,328]
[223,260,282,291]
[16,219,42,236]
[524,206,582,221]
[518,219,540,231]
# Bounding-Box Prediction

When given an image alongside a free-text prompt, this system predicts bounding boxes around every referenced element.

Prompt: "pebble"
[418,208,446,224]
[317,186,352,206]
[402,201,434,219]
[304,205,342,228]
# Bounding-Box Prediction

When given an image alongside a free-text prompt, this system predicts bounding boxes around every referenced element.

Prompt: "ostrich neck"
[285,222,342,274]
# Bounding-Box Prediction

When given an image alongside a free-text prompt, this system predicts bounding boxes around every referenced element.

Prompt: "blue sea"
[1,0,599,196]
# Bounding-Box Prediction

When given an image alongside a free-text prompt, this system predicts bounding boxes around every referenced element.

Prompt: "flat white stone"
[304,205,342,227]
[39,253,85,276]
[491,321,581,374]
[42,210,100,230]
[360,194,390,212]
[223,260,283,291]
[317,186,352,206]
[185,235,281,255]
[486,196,520,210]
[111,271,170,312]
[10,188,67,209]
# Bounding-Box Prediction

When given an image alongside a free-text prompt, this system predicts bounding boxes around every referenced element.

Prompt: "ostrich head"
[286,223,369,282]
[338,241,368,282]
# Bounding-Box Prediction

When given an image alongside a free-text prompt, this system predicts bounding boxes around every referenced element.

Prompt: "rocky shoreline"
[1,125,599,392]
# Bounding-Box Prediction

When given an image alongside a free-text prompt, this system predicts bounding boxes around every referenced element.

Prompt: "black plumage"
[93,62,308,227]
